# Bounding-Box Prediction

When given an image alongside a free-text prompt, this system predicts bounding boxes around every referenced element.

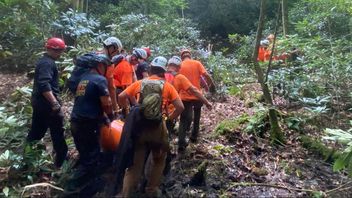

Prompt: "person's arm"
[37,62,60,111]
[202,72,216,93]
[100,95,113,118]
[169,98,184,120]
[42,91,60,111]
[118,91,130,109]
[107,77,118,112]
[187,86,212,109]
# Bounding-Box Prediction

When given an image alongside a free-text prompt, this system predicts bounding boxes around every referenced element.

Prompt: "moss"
[214,114,250,136]
[300,135,341,162]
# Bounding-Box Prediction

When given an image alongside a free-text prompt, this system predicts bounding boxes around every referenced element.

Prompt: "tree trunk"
[281,0,288,36]
[252,0,284,145]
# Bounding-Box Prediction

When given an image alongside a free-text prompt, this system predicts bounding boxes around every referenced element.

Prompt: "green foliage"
[300,135,340,162]
[290,0,352,38]
[323,125,352,175]
[214,114,249,136]
[244,108,269,136]
[108,14,201,55]
[52,8,106,47]
[0,0,58,71]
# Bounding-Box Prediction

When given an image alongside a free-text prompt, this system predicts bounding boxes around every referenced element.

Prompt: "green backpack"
[139,79,165,121]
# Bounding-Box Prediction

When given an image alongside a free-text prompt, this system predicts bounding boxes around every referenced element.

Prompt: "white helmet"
[168,56,182,66]
[151,56,167,71]
[132,48,148,60]
[260,39,270,46]
[103,37,123,51]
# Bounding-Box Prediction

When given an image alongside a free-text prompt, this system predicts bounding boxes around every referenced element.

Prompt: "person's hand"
[103,117,111,126]
[209,85,216,94]
[51,101,61,113]
[205,102,212,110]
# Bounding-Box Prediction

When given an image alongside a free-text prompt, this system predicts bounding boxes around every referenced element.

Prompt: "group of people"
[27,36,215,197]
[257,34,300,63]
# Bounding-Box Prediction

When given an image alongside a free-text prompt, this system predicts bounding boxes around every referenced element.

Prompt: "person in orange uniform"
[101,37,123,114]
[113,48,147,95]
[178,49,215,152]
[165,56,212,133]
[118,56,184,197]
[258,39,269,62]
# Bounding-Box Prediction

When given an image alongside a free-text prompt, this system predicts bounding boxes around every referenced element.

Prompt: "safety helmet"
[132,48,148,60]
[142,47,152,58]
[168,56,182,66]
[76,53,109,68]
[180,49,191,58]
[103,37,123,51]
[111,54,124,65]
[45,37,66,50]
[260,39,270,46]
[100,120,123,151]
[94,54,111,66]
[150,56,167,71]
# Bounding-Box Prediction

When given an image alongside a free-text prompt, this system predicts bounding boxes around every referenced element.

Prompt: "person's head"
[45,37,66,59]
[167,56,182,72]
[130,48,148,65]
[150,56,167,77]
[180,49,191,60]
[92,54,111,76]
[267,34,275,42]
[103,37,123,58]
[260,39,270,48]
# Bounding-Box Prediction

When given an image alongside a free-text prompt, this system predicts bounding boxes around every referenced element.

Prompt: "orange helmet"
[100,120,124,151]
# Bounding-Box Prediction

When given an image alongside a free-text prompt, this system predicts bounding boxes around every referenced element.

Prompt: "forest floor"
[1,73,351,197]
[162,95,352,198]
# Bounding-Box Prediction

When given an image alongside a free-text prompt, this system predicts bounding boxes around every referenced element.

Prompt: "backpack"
[138,79,165,121]
[67,53,97,94]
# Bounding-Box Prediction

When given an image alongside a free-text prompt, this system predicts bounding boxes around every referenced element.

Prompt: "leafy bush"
[108,13,202,55]
[324,125,352,175]
[0,0,58,71]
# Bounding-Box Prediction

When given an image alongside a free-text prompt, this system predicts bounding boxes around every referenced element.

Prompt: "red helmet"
[142,47,151,58]
[45,37,66,50]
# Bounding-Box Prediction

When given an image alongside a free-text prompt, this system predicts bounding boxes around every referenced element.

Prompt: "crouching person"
[64,54,114,197]
[118,56,184,197]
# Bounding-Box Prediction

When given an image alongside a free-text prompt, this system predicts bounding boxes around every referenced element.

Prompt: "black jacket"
[32,53,60,107]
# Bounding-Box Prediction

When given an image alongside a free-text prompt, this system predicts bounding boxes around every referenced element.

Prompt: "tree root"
[21,182,63,198]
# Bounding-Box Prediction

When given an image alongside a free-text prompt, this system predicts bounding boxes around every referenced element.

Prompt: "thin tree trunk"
[252,0,284,145]
[281,0,288,36]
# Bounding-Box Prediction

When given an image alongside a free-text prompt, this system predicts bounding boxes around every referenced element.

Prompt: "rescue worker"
[178,49,216,152]
[65,53,114,197]
[118,56,184,197]
[165,56,212,134]
[113,48,146,96]
[135,47,151,80]
[101,37,123,115]
[258,39,269,62]
[27,37,68,168]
